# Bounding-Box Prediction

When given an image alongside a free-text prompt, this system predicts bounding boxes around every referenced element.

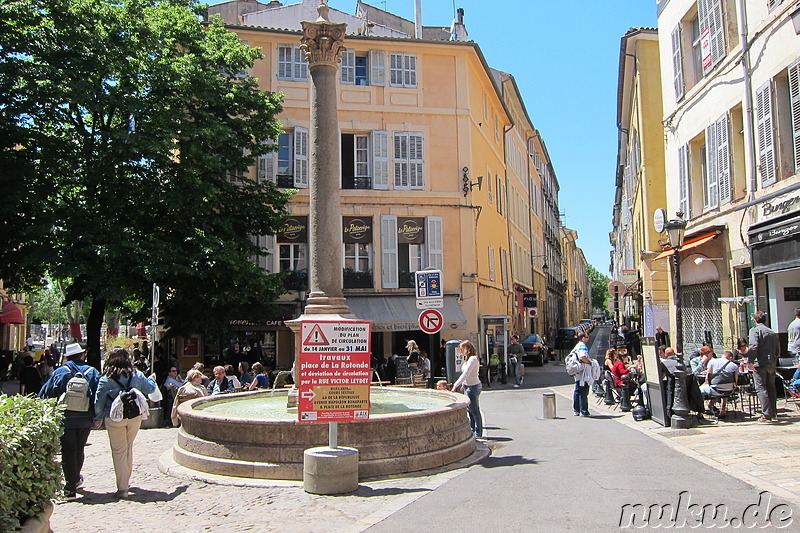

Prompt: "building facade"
[180,0,572,373]
[656,0,800,354]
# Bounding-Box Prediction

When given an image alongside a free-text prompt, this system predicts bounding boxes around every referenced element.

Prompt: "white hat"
[64,343,86,358]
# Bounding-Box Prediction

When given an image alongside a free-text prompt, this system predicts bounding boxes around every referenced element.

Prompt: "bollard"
[543,391,556,419]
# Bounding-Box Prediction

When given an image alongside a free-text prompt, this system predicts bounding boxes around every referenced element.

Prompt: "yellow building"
[611,28,669,335]
[0,282,28,352]
[187,0,570,374]
[561,227,590,326]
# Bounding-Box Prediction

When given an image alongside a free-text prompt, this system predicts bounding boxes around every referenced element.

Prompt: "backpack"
[112,376,141,419]
[58,363,91,412]
[565,350,582,376]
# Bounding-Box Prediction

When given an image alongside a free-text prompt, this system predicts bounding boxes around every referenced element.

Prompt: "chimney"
[414,0,422,39]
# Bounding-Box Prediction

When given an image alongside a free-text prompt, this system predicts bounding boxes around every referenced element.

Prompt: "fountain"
[170,387,478,480]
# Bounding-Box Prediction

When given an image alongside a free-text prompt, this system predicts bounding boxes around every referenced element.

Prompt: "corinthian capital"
[300,19,347,68]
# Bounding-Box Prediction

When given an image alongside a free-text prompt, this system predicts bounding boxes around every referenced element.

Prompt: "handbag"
[566,350,582,376]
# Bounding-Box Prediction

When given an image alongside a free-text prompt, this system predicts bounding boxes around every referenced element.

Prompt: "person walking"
[787,308,800,360]
[452,340,483,438]
[508,334,525,388]
[572,332,593,417]
[748,311,781,423]
[38,343,100,500]
[93,347,157,498]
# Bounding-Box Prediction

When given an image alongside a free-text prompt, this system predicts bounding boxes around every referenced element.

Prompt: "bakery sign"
[342,216,372,244]
[397,217,425,243]
[278,216,308,243]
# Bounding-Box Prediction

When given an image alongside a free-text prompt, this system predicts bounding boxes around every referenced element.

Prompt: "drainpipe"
[737,0,757,196]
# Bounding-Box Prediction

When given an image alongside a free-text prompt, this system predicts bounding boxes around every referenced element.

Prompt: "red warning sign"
[303,324,329,346]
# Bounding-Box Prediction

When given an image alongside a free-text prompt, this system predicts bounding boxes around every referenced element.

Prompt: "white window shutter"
[340,50,355,84]
[679,146,690,219]
[426,216,443,271]
[500,249,508,290]
[671,25,684,102]
[488,246,496,282]
[756,81,777,187]
[257,152,275,184]
[381,215,398,288]
[393,132,408,188]
[409,133,423,188]
[709,0,725,66]
[369,49,385,86]
[705,121,719,208]
[372,130,389,189]
[260,234,275,272]
[789,60,800,175]
[716,113,731,205]
[487,166,493,203]
[294,126,308,188]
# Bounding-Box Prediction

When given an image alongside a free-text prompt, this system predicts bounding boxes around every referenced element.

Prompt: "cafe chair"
[780,378,800,411]
[602,370,624,409]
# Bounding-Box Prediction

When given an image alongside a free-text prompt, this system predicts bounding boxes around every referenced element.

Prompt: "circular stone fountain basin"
[173,387,477,480]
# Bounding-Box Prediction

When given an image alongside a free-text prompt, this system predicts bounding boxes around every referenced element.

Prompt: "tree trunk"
[86,297,106,370]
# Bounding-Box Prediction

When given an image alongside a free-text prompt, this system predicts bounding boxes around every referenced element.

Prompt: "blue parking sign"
[415,270,442,299]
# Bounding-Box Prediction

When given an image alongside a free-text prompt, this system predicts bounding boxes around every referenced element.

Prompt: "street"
[31,326,799,531]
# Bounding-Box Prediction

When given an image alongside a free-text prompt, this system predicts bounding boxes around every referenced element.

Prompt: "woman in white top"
[452,340,483,438]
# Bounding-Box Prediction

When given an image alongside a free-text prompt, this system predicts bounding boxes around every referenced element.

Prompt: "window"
[698,0,726,75]
[279,243,306,272]
[500,249,509,290]
[690,14,703,83]
[343,243,372,288]
[393,132,423,188]
[389,52,417,87]
[341,133,370,189]
[277,44,307,81]
[495,174,503,215]
[486,167,493,203]
[380,215,443,289]
[261,129,308,188]
[704,112,731,208]
[768,0,785,11]
[253,234,274,272]
[340,50,355,84]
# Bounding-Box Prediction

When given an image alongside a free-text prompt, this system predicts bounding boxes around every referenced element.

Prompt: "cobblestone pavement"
[49,427,476,533]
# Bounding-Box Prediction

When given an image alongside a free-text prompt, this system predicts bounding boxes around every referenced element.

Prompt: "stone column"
[300,2,349,316]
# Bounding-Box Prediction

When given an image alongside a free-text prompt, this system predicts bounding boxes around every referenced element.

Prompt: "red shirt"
[611,360,630,387]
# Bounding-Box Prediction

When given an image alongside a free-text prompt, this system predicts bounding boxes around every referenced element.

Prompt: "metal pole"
[673,251,683,355]
[328,421,338,449]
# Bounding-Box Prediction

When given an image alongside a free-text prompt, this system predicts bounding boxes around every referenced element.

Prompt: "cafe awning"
[347,296,467,332]
[653,231,720,261]
[0,301,24,324]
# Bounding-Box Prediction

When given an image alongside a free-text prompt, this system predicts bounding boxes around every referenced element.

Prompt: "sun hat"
[64,343,86,358]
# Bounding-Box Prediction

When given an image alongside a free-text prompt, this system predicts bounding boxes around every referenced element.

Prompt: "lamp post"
[664,218,686,355]
[664,217,691,428]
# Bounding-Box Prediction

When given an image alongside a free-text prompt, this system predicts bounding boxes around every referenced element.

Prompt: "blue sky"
[324,0,658,274]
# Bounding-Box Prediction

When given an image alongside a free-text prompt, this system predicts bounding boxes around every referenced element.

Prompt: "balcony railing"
[341,176,372,190]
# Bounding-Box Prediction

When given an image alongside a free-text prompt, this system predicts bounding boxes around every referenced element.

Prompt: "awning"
[0,301,24,324]
[653,231,720,260]
[347,296,467,332]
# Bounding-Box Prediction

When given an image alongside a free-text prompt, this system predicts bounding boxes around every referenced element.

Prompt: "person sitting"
[192,362,210,386]
[247,362,270,390]
[609,351,635,392]
[604,348,616,371]
[734,338,750,363]
[207,365,235,395]
[171,369,208,426]
[700,350,739,417]
[690,345,715,375]
[435,380,449,391]
[238,361,253,388]
[224,364,241,390]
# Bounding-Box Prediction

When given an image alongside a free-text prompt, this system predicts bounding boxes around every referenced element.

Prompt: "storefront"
[748,209,800,354]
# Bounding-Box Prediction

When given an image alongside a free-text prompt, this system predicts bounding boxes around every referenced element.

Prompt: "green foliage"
[0,395,63,531]
[586,264,610,312]
[29,283,70,325]
[0,0,291,356]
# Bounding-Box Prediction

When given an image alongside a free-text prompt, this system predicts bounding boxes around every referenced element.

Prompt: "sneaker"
[113,490,129,499]
[76,475,84,490]
[513,384,520,388]
[573,411,580,416]
[581,413,591,418]
[62,491,78,501]
[757,416,773,424]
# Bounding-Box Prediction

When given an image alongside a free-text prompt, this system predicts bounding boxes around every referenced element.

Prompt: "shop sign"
[751,222,800,245]
[277,216,307,243]
[758,191,800,223]
[298,321,372,423]
[397,217,425,243]
[785,287,800,302]
[342,216,372,243]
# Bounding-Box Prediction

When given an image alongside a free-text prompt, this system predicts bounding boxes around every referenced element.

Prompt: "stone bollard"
[543,391,556,419]
[303,446,359,495]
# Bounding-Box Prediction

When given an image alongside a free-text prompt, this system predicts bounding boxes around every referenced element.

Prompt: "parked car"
[521,334,548,366]
[556,327,580,351]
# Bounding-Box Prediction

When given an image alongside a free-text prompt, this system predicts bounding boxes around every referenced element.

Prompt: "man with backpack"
[38,343,100,500]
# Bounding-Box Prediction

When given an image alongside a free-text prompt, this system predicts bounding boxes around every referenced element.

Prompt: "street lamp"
[664,217,686,355]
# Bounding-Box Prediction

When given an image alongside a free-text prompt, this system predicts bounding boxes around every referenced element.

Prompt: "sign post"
[415,269,443,309]
[298,320,372,427]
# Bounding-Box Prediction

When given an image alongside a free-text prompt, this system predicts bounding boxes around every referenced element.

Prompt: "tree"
[0,0,291,368]
[586,264,609,314]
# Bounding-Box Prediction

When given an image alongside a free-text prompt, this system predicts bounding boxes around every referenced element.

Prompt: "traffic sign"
[522,293,537,308]
[608,280,625,296]
[297,320,372,423]
[416,298,444,309]
[415,269,442,299]
[528,307,538,318]
[418,309,444,334]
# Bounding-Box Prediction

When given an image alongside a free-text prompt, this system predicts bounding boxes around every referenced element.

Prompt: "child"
[436,380,448,391]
